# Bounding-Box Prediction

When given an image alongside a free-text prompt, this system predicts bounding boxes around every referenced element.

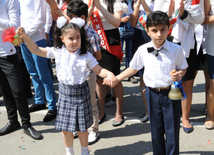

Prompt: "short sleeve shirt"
[130,40,188,87]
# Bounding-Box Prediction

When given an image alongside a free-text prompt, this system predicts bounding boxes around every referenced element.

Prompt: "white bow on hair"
[56,16,85,29]
[56,16,67,29]
[69,17,85,28]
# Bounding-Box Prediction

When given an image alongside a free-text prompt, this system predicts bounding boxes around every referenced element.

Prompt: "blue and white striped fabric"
[55,81,93,132]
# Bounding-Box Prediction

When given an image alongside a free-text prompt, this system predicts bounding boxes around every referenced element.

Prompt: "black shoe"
[23,127,43,140]
[98,113,106,124]
[43,110,57,122]
[29,103,46,113]
[0,122,20,136]
[112,115,125,127]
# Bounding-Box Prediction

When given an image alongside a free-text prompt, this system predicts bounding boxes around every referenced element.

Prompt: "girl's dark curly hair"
[53,22,90,55]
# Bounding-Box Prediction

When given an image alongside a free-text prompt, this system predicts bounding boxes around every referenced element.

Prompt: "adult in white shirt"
[19,0,57,122]
[0,0,43,140]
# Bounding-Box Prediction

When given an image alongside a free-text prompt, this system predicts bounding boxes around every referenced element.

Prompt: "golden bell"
[168,84,183,100]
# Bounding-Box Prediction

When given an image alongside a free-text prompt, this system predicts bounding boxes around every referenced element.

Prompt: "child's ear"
[60,36,64,43]
[146,28,150,36]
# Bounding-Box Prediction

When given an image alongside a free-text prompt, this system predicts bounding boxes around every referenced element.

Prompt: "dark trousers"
[145,87,181,155]
[0,54,31,128]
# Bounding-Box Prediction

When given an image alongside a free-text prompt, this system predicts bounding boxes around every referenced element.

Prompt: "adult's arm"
[0,0,20,29]
[94,0,123,27]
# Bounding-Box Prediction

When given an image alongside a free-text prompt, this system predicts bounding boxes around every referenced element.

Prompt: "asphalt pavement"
[0,58,214,155]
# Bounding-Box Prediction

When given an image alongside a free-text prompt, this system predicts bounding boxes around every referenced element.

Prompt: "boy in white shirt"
[105,11,188,155]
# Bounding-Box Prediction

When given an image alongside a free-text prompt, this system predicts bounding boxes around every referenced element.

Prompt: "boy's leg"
[96,78,106,120]
[145,88,166,155]
[88,72,99,144]
[21,43,46,105]
[162,91,181,155]
[33,39,57,111]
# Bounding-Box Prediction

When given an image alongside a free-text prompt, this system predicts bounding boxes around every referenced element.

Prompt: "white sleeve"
[0,0,20,30]
[176,47,188,70]
[46,47,56,59]
[114,0,124,12]
[87,52,99,69]
[45,5,53,34]
[25,0,46,37]
[129,46,144,70]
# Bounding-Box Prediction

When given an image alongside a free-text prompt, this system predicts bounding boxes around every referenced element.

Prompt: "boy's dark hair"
[67,0,88,21]
[146,11,169,29]
[53,23,90,55]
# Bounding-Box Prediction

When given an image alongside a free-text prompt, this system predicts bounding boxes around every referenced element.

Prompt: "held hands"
[102,73,119,88]
[170,70,182,82]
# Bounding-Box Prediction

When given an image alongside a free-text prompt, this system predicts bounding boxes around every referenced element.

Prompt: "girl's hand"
[168,0,175,17]
[179,0,185,16]
[93,0,101,9]
[103,73,119,87]
[170,70,182,82]
[16,27,26,37]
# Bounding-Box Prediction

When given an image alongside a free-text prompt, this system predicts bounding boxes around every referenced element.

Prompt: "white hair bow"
[56,16,67,29]
[69,17,85,28]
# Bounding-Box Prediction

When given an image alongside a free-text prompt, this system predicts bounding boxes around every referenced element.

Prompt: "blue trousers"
[121,36,132,68]
[145,87,181,155]
[21,39,56,110]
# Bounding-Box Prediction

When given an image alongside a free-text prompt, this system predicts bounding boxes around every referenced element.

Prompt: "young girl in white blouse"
[16,18,116,155]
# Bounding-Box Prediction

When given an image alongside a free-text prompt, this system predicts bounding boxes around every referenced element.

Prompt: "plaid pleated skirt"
[55,81,93,132]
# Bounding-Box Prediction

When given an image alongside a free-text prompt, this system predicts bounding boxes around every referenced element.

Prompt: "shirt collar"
[149,39,170,52]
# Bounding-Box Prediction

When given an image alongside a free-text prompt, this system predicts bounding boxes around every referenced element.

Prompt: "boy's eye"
[152,29,157,33]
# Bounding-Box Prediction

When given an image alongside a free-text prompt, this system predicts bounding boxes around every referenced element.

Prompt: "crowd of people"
[0,0,214,155]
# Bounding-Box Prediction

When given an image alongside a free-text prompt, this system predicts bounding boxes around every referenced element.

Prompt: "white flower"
[56,16,67,29]
[69,17,85,28]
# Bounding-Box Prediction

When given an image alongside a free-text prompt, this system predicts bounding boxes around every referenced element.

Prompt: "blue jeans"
[21,39,56,110]
[121,36,133,68]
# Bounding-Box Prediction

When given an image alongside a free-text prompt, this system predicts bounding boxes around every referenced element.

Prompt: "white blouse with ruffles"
[46,46,98,85]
